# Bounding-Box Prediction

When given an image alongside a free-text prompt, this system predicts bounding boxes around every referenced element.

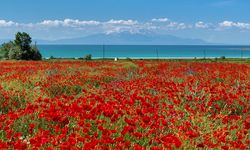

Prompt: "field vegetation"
[0,60,249,149]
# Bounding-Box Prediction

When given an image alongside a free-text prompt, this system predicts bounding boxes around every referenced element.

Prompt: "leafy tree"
[30,45,42,60]
[8,46,22,60]
[15,32,33,60]
[0,32,42,60]
[0,41,15,59]
[15,32,32,50]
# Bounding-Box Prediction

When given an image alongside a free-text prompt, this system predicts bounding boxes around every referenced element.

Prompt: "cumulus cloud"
[36,19,141,34]
[103,19,142,34]
[219,21,250,29]
[38,19,101,27]
[0,18,192,33]
[2,18,250,31]
[1,18,250,40]
[39,20,62,27]
[195,21,210,29]
[151,18,169,22]
[167,22,190,30]
[151,18,191,30]
[37,19,138,28]
[106,19,138,25]
[0,20,18,27]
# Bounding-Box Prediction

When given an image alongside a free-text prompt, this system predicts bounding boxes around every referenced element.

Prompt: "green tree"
[0,32,42,60]
[15,32,32,50]
[30,45,42,60]
[8,46,22,60]
[15,32,33,60]
[0,41,15,59]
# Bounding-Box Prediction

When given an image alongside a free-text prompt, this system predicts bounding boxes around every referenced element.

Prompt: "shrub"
[49,56,56,59]
[220,56,226,59]
[126,57,133,61]
[83,54,92,60]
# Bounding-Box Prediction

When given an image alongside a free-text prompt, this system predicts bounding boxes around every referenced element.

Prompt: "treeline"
[0,32,42,60]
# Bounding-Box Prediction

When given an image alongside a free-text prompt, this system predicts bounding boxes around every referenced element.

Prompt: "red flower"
[186,130,199,139]
[244,116,250,129]
[142,115,151,124]
[161,134,182,148]
[133,145,146,150]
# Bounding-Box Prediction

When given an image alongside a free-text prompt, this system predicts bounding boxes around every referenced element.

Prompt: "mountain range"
[0,32,209,45]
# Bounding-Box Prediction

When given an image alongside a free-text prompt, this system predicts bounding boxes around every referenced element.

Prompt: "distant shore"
[35,57,250,64]
[43,56,250,60]
[1,58,249,65]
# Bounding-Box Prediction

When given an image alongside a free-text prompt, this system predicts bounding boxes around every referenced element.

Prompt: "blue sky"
[0,0,250,44]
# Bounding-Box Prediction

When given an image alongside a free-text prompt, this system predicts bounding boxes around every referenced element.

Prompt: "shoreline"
[44,57,250,60]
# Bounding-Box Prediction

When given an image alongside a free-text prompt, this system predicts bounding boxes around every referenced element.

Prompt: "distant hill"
[37,32,209,45]
[1,32,210,45]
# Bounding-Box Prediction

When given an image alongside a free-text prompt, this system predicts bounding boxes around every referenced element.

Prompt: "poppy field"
[0,60,249,149]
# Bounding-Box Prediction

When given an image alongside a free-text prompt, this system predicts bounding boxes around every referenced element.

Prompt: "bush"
[83,54,92,60]
[49,56,56,59]
[220,56,226,59]
[126,57,133,61]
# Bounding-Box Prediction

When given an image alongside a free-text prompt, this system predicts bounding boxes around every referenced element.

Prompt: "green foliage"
[126,57,133,61]
[0,41,15,59]
[220,56,226,59]
[15,32,32,51]
[8,45,22,60]
[30,45,42,60]
[83,54,92,60]
[0,32,42,60]
[49,56,56,59]
[46,84,82,98]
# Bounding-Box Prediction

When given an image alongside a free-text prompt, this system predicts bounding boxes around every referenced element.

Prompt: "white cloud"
[38,19,138,28]
[151,18,190,30]
[39,20,62,27]
[151,18,169,22]
[37,19,141,34]
[1,18,250,40]
[0,20,18,27]
[106,19,138,25]
[63,19,100,26]
[195,21,209,29]
[38,19,101,27]
[2,18,250,32]
[0,18,192,33]
[104,19,141,34]
[167,22,189,30]
[219,21,250,29]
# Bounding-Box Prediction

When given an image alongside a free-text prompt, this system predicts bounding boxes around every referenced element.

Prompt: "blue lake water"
[38,45,250,59]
